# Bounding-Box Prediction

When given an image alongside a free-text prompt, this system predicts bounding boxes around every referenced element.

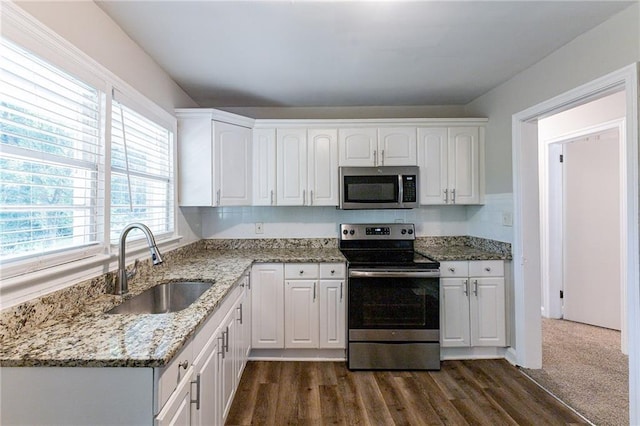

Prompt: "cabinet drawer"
[469,260,504,277]
[157,338,194,414]
[439,261,469,277]
[285,263,319,279]
[320,263,345,279]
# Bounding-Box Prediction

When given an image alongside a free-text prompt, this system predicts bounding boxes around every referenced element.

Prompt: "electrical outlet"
[255,222,264,234]
[502,212,513,227]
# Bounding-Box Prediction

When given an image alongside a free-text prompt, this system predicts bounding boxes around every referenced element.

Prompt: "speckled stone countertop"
[0,236,508,368]
[0,244,344,368]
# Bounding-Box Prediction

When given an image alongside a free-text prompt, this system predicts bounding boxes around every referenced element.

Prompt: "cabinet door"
[178,116,214,206]
[214,121,252,206]
[338,128,377,166]
[284,280,319,348]
[220,310,236,421]
[319,280,345,349]
[440,277,471,347]
[448,127,480,205]
[307,129,339,206]
[252,128,276,206]
[378,127,417,166]
[276,128,307,205]
[155,367,192,426]
[191,334,219,426]
[251,264,284,349]
[470,277,506,347]
[417,128,448,205]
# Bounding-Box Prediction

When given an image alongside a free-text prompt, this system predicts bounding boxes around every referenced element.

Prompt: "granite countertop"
[0,248,344,368]
[0,238,508,368]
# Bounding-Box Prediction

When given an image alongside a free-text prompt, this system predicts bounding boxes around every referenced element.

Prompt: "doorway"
[562,129,621,329]
[511,64,639,423]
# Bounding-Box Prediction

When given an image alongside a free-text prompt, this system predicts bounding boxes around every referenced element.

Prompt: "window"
[110,100,174,243]
[0,36,176,273]
[0,39,102,262]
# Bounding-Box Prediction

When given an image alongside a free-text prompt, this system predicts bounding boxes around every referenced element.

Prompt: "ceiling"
[96,1,634,108]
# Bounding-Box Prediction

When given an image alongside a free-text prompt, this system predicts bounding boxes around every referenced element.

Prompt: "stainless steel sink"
[106,281,213,314]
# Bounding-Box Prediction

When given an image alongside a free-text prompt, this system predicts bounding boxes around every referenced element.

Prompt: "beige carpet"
[522,318,628,426]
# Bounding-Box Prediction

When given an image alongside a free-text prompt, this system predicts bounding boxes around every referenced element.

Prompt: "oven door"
[348,269,440,342]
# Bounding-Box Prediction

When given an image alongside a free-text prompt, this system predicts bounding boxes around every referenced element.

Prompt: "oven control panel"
[340,223,415,240]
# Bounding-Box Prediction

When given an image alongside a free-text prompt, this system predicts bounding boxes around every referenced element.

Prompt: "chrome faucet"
[114,223,164,295]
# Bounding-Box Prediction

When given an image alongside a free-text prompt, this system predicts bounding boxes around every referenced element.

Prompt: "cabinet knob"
[485,267,491,272]
[331,269,335,274]
[449,267,455,272]
[178,360,189,370]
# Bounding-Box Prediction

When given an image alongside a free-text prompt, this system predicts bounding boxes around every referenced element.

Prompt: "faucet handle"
[127,259,140,280]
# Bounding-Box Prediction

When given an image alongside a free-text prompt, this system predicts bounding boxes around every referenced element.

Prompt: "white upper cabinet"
[252,128,276,206]
[339,127,416,166]
[338,128,378,166]
[275,128,338,206]
[276,128,308,205]
[307,129,339,206]
[378,127,417,166]
[177,110,253,207]
[418,126,483,205]
[215,122,252,206]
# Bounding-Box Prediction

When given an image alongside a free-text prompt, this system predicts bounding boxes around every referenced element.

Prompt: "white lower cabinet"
[440,260,506,348]
[252,262,346,351]
[157,280,251,426]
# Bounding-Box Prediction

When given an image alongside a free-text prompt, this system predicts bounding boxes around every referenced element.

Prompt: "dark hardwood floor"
[226,359,587,426]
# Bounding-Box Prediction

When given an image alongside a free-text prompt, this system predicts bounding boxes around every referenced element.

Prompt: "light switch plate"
[502,212,513,227]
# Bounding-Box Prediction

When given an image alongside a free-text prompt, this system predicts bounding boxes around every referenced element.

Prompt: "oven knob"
[408,229,413,235]
[342,229,348,235]
[349,230,355,235]
[401,229,407,235]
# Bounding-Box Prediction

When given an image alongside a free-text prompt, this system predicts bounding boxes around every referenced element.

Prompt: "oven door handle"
[349,270,440,278]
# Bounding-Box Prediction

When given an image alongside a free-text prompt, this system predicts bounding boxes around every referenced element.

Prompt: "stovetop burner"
[339,223,439,269]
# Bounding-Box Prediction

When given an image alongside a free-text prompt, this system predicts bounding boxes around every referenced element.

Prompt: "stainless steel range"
[339,223,441,370]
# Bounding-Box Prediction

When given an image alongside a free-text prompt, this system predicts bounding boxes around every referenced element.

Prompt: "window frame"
[0,3,180,305]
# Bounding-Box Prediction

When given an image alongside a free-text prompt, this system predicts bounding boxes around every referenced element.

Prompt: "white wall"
[465,2,640,195]
[12,1,202,248]
[201,205,469,239]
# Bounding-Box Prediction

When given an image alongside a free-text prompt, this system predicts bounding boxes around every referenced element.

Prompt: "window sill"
[0,234,184,310]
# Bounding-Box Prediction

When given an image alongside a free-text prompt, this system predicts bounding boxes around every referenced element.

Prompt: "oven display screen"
[366,227,390,235]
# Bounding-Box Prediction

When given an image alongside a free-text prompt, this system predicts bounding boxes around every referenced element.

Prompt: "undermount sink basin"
[106,281,213,314]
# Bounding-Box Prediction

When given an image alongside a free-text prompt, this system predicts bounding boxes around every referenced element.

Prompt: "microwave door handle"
[398,174,403,206]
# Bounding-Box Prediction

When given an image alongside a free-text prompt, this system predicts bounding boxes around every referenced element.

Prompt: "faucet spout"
[114,223,164,295]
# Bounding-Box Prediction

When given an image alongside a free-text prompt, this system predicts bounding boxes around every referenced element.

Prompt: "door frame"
[511,63,639,422]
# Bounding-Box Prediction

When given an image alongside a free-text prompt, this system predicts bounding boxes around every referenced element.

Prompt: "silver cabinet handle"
[373,150,378,166]
[216,189,221,206]
[247,273,251,290]
[270,189,274,205]
[444,189,449,203]
[473,279,478,296]
[225,326,230,353]
[310,190,313,206]
[381,150,385,165]
[217,336,225,359]
[452,188,456,204]
[463,279,468,296]
[237,303,243,324]
[313,282,316,301]
[302,189,306,205]
[190,373,201,410]
[340,281,343,301]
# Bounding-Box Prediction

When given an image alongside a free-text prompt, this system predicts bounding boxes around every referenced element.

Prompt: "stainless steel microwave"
[339,166,419,209]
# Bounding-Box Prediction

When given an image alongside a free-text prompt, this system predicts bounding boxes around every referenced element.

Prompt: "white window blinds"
[0,39,102,261]
[110,100,174,243]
